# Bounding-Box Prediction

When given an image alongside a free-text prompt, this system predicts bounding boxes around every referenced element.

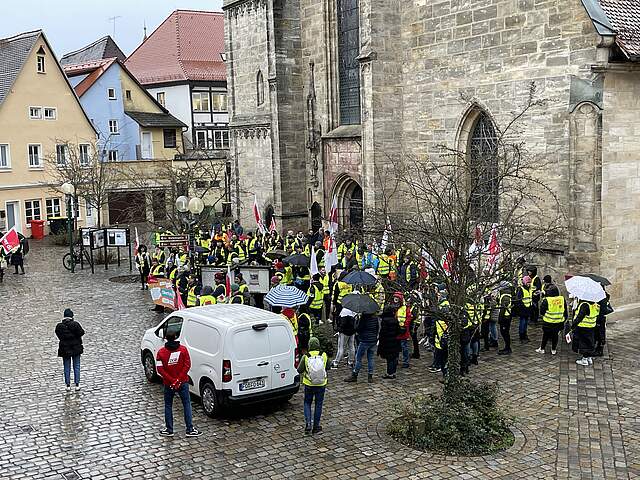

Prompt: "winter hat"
[281,308,296,319]
[522,275,532,286]
[63,308,74,318]
[308,336,320,352]
[271,275,281,285]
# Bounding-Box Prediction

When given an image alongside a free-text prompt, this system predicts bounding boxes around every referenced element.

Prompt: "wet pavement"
[1,241,639,479]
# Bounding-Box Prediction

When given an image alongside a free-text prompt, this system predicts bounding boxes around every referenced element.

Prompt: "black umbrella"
[283,254,310,267]
[265,249,288,260]
[341,293,379,314]
[343,270,377,286]
[584,273,611,286]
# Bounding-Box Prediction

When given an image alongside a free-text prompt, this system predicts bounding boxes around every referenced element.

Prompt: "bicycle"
[63,244,92,271]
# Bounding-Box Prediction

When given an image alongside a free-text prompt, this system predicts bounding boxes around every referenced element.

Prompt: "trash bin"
[30,219,46,240]
[48,217,67,235]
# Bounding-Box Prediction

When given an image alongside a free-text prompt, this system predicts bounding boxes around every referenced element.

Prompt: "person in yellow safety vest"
[515,276,533,343]
[229,284,245,304]
[296,306,314,353]
[337,240,356,263]
[431,301,449,375]
[307,275,325,326]
[392,292,412,368]
[282,307,299,339]
[497,286,513,355]
[296,336,327,434]
[376,248,393,278]
[463,300,484,369]
[331,272,353,320]
[233,241,246,262]
[150,261,165,277]
[167,263,178,282]
[245,232,259,261]
[570,298,600,366]
[235,273,251,305]
[212,242,227,266]
[198,286,217,306]
[153,246,166,266]
[284,231,296,253]
[212,273,228,303]
[186,279,201,307]
[536,285,567,355]
[282,265,293,285]
[200,236,211,252]
[319,269,331,318]
[526,266,542,322]
[226,250,239,266]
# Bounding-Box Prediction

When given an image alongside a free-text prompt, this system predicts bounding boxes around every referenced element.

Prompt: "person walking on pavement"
[514,276,532,343]
[331,308,356,368]
[55,309,85,392]
[156,330,202,437]
[344,312,380,383]
[11,242,25,274]
[497,285,514,355]
[536,285,567,355]
[136,244,151,290]
[570,298,600,366]
[378,306,402,379]
[594,286,613,357]
[297,336,328,435]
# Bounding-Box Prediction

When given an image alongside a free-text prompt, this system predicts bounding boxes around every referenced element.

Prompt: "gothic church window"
[257,70,265,106]
[469,112,499,223]
[338,0,361,125]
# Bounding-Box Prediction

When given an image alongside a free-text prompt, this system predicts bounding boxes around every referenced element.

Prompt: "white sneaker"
[587,357,593,365]
[75,385,81,391]
[65,386,71,392]
[535,348,544,354]
[576,358,589,366]
[551,350,557,355]
[318,320,324,326]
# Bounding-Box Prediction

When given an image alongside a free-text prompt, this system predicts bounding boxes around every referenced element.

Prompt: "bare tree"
[366,83,565,391]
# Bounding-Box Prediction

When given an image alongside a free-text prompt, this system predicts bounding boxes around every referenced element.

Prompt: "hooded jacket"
[156,340,191,388]
[55,317,85,357]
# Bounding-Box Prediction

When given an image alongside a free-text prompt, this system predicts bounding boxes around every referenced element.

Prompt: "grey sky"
[2,0,224,58]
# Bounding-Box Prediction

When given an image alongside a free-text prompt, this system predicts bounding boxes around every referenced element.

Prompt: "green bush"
[387,379,514,456]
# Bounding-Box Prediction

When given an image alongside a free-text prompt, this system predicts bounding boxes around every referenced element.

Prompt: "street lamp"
[61,182,75,273]
[175,195,189,213]
[174,196,204,269]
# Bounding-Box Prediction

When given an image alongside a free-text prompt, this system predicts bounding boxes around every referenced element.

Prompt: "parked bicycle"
[63,244,92,271]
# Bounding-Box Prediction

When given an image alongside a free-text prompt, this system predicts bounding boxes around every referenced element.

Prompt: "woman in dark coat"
[378,306,401,379]
[55,309,85,391]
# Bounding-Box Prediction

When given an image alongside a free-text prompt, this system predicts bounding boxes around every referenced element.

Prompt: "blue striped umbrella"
[265,285,309,308]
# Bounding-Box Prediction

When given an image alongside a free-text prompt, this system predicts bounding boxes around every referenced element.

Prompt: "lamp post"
[175,196,204,268]
[61,182,75,273]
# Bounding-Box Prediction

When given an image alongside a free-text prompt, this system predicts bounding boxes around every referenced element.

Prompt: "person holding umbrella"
[343,294,380,383]
[565,275,606,366]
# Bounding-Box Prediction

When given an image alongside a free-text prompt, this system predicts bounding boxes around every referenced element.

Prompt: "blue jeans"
[303,385,326,428]
[353,341,376,375]
[400,339,410,366]
[470,339,480,357]
[164,383,193,433]
[489,322,498,342]
[519,315,529,338]
[63,355,81,386]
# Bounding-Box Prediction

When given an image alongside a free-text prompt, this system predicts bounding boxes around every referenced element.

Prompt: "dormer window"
[36,46,46,73]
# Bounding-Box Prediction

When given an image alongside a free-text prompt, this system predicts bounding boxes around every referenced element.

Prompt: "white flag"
[310,246,319,276]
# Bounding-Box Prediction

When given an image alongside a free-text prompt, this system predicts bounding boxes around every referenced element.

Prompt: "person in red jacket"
[156,330,202,437]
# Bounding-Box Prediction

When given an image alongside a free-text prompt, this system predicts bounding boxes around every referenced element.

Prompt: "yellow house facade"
[0,30,97,236]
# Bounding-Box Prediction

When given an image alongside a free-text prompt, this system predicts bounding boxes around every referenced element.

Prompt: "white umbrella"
[565,276,606,302]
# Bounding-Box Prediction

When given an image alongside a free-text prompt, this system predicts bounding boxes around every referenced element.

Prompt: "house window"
[108,88,116,100]
[338,0,361,125]
[256,71,265,106]
[37,55,45,73]
[213,130,230,149]
[44,107,57,120]
[25,200,42,222]
[108,150,118,161]
[125,90,132,100]
[28,144,42,168]
[56,144,68,165]
[163,129,177,148]
[195,180,208,189]
[210,180,221,188]
[29,106,42,119]
[212,93,227,112]
[192,91,210,112]
[79,144,91,166]
[0,144,10,168]
[46,198,62,218]
[469,112,499,223]
[157,92,166,106]
[195,130,207,149]
[109,120,119,135]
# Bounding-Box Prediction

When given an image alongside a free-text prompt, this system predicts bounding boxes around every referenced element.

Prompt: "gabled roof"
[126,9,226,85]
[125,111,186,128]
[600,0,640,59]
[63,58,117,97]
[0,30,40,105]
[60,36,126,66]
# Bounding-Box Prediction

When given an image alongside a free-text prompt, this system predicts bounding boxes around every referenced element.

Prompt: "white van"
[140,304,300,417]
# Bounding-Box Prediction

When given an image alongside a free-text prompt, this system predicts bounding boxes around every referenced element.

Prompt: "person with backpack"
[297,336,328,435]
[331,307,357,369]
[55,308,85,392]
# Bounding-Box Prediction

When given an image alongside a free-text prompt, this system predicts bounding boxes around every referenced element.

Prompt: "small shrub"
[387,378,514,456]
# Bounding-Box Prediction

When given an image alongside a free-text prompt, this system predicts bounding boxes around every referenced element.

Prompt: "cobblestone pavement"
[1,242,638,479]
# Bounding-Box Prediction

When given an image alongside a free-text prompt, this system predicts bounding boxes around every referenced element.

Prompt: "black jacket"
[377,310,401,359]
[355,313,380,344]
[55,318,85,357]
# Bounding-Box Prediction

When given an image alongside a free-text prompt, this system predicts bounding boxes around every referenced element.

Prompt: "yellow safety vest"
[284,313,298,336]
[302,351,327,387]
[199,295,217,306]
[282,266,293,285]
[465,303,482,328]
[529,275,539,294]
[308,284,324,310]
[337,281,352,304]
[230,294,244,304]
[397,305,408,328]
[499,293,512,316]
[543,296,565,324]
[169,269,177,280]
[235,244,246,261]
[187,287,198,307]
[201,238,211,250]
[377,255,390,276]
[320,274,330,295]
[575,302,599,329]
[151,265,164,276]
[435,320,448,350]
[520,286,532,308]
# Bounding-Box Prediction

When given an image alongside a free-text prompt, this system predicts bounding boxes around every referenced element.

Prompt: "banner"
[0,227,20,254]
[148,278,176,310]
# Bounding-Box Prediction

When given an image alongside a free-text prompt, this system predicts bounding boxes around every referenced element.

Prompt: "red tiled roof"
[600,0,640,59]
[125,10,226,85]
[63,58,117,97]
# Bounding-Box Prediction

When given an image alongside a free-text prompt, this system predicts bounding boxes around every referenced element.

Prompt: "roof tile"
[0,30,40,105]
[600,0,640,58]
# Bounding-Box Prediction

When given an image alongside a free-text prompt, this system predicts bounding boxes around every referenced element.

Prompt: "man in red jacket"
[156,330,202,437]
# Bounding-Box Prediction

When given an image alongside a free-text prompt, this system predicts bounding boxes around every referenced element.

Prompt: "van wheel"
[201,382,218,418]
[143,352,159,383]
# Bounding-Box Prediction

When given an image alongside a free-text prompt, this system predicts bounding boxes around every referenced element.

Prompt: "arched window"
[256,70,265,106]
[337,0,361,125]
[469,112,498,223]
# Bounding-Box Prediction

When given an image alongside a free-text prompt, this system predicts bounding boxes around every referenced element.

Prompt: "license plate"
[240,378,265,391]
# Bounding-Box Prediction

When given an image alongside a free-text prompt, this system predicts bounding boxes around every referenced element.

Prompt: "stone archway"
[332,175,363,234]
[310,202,323,232]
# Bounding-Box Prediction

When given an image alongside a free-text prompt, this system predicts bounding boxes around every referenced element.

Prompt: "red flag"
[441,249,455,275]
[328,195,338,233]
[174,288,186,311]
[486,224,501,272]
[0,227,20,254]
[269,216,277,233]
[226,265,233,300]
[253,195,266,234]
[134,227,140,256]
